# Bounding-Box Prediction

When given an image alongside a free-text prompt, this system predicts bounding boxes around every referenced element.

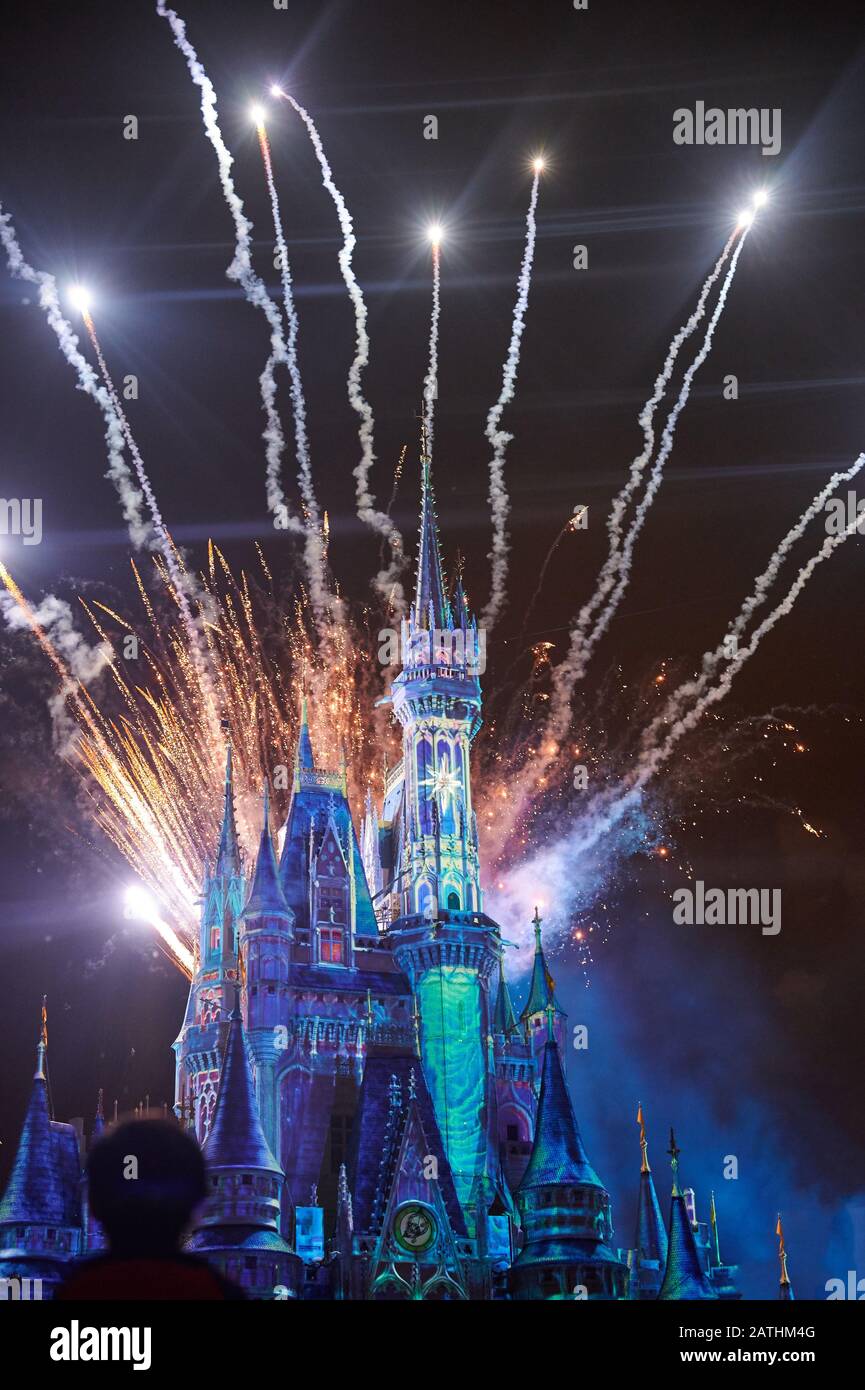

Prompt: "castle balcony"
[387,910,501,982]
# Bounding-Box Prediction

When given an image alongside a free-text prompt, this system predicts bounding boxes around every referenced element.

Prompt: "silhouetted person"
[57,1119,243,1300]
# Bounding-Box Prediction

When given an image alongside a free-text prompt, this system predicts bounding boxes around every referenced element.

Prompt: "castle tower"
[239,783,295,1157]
[0,1001,83,1296]
[173,745,245,1143]
[186,997,301,1299]
[519,907,566,1063]
[657,1130,718,1300]
[511,1008,627,1299]
[777,1213,794,1300]
[386,436,503,1231]
[630,1103,667,1298]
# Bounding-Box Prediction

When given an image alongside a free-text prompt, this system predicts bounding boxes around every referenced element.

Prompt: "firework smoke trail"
[0,207,148,545]
[491,478,863,954]
[272,87,405,611]
[482,167,542,631]
[253,116,335,624]
[78,308,224,732]
[593,233,736,614]
[642,453,865,748]
[425,239,445,455]
[547,227,751,742]
[155,3,338,621]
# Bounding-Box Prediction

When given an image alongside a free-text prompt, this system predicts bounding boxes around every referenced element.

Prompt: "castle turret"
[0,1001,83,1296]
[519,907,566,1063]
[657,1130,718,1300]
[186,997,301,1299]
[777,1213,794,1300]
[239,783,295,1156]
[630,1102,667,1298]
[173,745,245,1143]
[511,1009,627,1299]
[387,432,502,1232]
[491,956,517,1037]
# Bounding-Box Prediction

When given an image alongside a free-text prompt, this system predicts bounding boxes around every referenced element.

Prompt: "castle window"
[319,926,344,964]
[506,1123,519,1142]
[210,926,219,953]
[447,891,460,911]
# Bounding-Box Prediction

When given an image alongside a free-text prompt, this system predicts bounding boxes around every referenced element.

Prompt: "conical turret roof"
[203,1004,282,1175]
[243,785,292,922]
[214,744,241,878]
[518,1033,603,1191]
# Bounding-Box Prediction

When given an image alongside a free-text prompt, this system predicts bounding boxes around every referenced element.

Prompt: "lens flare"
[753,189,769,208]
[737,208,755,229]
[250,104,266,126]
[427,222,443,247]
[68,285,91,315]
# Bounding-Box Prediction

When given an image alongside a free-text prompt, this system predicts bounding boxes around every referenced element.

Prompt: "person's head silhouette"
[88,1119,206,1257]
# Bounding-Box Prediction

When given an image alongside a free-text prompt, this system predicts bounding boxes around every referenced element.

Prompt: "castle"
[0,444,793,1301]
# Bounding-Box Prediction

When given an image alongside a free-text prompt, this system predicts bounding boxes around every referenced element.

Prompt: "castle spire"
[203,1000,282,1175]
[295,692,315,774]
[777,1213,794,1300]
[412,420,452,633]
[491,954,517,1035]
[519,907,563,1024]
[519,1030,602,1193]
[632,1103,668,1297]
[215,743,241,878]
[658,1132,718,1300]
[0,1001,72,1230]
[243,783,292,922]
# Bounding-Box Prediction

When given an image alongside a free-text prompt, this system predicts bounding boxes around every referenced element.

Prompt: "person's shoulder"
[175,1253,246,1300]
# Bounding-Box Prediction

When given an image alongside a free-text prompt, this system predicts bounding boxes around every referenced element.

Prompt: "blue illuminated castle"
[0,441,770,1301]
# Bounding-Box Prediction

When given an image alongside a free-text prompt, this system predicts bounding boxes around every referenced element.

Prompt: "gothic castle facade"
[0,448,793,1301]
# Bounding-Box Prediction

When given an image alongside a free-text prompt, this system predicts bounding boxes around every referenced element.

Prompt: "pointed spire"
[709,1189,721,1265]
[412,422,452,633]
[777,1213,794,1300]
[243,782,292,922]
[634,1103,668,1271]
[215,743,241,878]
[518,1032,602,1192]
[491,954,517,1035]
[294,692,315,775]
[203,1005,282,1174]
[658,1134,718,1300]
[0,1005,69,1226]
[520,907,563,1022]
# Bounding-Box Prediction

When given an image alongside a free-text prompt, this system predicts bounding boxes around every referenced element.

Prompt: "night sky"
[1,0,864,1300]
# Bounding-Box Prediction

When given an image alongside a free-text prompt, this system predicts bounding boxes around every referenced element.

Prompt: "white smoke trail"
[597,231,736,608]
[423,244,442,459]
[155,2,336,622]
[274,89,405,611]
[548,229,750,740]
[0,587,111,752]
[643,453,865,748]
[254,124,335,623]
[0,205,148,546]
[482,170,541,631]
[494,471,863,951]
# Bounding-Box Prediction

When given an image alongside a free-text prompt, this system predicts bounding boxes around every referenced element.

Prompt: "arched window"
[447,891,460,911]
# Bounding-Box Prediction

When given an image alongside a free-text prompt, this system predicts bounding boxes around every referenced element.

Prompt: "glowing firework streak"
[155,5,311,554]
[271,85,405,610]
[125,886,193,978]
[423,234,442,462]
[548,226,751,740]
[0,207,147,545]
[252,112,333,623]
[642,452,865,747]
[482,164,542,631]
[77,305,222,727]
